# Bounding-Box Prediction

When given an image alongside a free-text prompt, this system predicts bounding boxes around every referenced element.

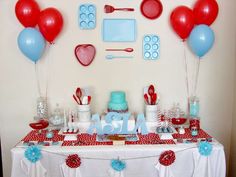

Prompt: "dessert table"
[11,128,226,177]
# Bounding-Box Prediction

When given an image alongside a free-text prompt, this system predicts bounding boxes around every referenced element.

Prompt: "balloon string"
[45,44,52,98]
[35,63,41,97]
[194,58,201,96]
[183,42,190,98]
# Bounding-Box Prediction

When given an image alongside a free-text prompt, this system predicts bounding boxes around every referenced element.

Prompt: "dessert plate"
[140,0,163,20]
[102,19,136,42]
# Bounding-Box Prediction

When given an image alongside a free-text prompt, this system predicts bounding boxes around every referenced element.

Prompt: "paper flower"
[111,159,126,172]
[66,154,81,168]
[159,150,176,166]
[24,145,42,163]
[198,141,213,156]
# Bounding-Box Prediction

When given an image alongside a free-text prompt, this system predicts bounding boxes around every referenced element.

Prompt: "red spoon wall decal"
[74,44,96,66]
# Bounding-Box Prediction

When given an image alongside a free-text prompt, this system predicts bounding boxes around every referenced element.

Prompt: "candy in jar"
[37,97,48,119]
[189,96,199,117]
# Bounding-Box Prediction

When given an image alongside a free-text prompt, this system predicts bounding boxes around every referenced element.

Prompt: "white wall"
[0,0,235,176]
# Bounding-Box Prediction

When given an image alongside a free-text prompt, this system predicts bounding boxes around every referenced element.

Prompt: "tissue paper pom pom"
[24,146,42,163]
[198,141,212,156]
[159,150,176,166]
[111,159,126,172]
[66,154,81,168]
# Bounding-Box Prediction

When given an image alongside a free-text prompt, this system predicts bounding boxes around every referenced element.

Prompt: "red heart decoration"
[74,44,96,66]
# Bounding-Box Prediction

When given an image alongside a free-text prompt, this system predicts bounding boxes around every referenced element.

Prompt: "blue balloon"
[17,28,46,63]
[188,25,215,58]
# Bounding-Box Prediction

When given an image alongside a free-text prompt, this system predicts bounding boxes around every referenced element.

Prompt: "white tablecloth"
[11,142,226,177]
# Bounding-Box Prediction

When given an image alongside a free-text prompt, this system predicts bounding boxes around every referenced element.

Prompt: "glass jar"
[189,117,200,130]
[191,126,198,136]
[49,104,64,126]
[189,96,199,117]
[36,97,48,119]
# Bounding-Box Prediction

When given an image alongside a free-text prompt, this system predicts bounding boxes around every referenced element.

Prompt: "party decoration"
[24,146,42,163]
[29,119,49,131]
[111,159,126,172]
[87,113,148,135]
[198,141,212,156]
[66,154,81,168]
[188,25,215,58]
[193,0,219,26]
[46,131,54,139]
[133,114,148,135]
[15,0,40,27]
[140,0,163,20]
[170,6,195,41]
[74,44,96,66]
[159,150,176,166]
[17,28,46,63]
[38,7,63,43]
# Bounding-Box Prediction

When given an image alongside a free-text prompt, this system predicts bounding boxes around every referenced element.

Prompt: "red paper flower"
[159,150,176,166]
[66,154,81,168]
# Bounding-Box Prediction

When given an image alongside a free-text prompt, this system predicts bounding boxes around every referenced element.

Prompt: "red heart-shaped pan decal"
[74,44,96,66]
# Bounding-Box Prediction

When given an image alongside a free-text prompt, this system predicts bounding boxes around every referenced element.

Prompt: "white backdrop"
[0,0,236,176]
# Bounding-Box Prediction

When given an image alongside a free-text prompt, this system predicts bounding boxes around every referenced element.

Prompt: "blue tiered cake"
[108,91,128,113]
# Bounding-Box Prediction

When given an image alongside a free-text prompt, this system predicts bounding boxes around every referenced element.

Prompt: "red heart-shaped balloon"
[74,44,96,66]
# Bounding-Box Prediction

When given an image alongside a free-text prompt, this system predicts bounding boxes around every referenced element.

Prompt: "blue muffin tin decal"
[79,4,96,29]
[143,35,160,60]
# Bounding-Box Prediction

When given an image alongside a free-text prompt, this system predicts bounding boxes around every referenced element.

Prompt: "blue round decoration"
[111,159,126,172]
[198,141,213,156]
[24,145,42,163]
[46,131,54,139]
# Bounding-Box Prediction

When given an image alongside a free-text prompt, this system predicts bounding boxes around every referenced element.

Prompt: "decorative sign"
[87,112,148,135]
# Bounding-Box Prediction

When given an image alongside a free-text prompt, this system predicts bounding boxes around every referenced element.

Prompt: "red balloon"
[193,0,219,26]
[38,8,63,43]
[15,0,40,27]
[170,6,195,41]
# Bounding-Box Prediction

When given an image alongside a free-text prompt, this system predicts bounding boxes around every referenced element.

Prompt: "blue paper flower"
[24,145,42,163]
[111,159,126,172]
[198,141,213,156]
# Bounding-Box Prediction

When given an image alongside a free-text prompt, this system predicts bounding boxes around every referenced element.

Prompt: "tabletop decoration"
[198,141,212,156]
[49,103,64,127]
[144,84,160,122]
[46,131,54,139]
[111,159,126,172]
[29,119,49,135]
[24,145,42,163]
[66,154,81,168]
[159,150,176,166]
[87,113,148,135]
